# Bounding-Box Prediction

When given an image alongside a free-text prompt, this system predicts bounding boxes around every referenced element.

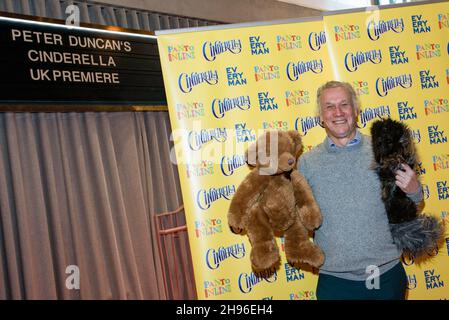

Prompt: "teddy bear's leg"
[291,171,322,231]
[284,216,324,269]
[246,206,280,274]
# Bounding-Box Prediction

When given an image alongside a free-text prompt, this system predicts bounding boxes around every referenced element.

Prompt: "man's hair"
[316,81,360,119]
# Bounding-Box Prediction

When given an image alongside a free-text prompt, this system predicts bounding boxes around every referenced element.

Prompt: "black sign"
[0,16,166,104]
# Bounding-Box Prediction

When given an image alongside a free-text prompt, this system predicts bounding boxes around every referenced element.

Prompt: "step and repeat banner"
[157,1,449,300]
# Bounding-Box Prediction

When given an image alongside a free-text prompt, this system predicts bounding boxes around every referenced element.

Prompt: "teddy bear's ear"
[287,130,303,158]
[245,140,258,167]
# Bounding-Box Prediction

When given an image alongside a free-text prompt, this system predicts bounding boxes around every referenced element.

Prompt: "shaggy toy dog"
[370,118,443,257]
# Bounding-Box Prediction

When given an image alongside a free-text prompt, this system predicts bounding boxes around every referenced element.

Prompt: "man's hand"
[395,163,419,194]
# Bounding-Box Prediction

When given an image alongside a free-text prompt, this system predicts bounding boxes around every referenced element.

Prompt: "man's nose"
[334,105,344,116]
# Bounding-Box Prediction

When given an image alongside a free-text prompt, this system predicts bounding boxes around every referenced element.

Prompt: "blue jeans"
[316,262,407,300]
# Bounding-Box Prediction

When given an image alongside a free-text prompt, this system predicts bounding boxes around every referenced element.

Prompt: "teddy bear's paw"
[252,263,279,279]
[287,242,324,268]
[298,206,322,231]
[250,241,280,273]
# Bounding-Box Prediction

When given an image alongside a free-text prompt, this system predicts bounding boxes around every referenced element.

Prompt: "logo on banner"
[412,15,431,33]
[446,69,449,84]
[295,116,321,136]
[416,161,426,175]
[289,291,316,300]
[176,102,205,120]
[258,92,278,111]
[249,36,270,55]
[420,70,439,89]
[424,98,449,115]
[407,274,417,290]
[367,18,404,41]
[254,65,280,81]
[167,44,195,62]
[416,43,441,60]
[220,155,246,176]
[262,120,288,131]
[211,95,251,119]
[276,35,302,51]
[202,39,242,61]
[344,49,382,72]
[186,161,214,178]
[422,184,430,200]
[410,129,421,144]
[438,13,449,29]
[238,270,277,293]
[285,90,310,106]
[235,123,256,143]
[398,101,417,121]
[389,46,409,64]
[375,74,412,97]
[284,263,305,282]
[428,126,447,145]
[424,269,444,289]
[446,237,449,256]
[188,128,227,151]
[226,66,247,86]
[196,184,236,210]
[178,70,218,93]
[286,59,323,81]
[437,180,449,200]
[195,218,223,238]
[204,278,231,298]
[334,24,360,41]
[353,81,369,95]
[308,31,326,51]
[205,243,245,270]
[359,105,391,128]
[434,155,449,171]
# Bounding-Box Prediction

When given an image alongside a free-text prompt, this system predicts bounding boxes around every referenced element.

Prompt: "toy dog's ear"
[287,130,303,159]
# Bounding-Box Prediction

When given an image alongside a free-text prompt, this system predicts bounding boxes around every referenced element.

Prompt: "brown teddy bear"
[227,130,324,275]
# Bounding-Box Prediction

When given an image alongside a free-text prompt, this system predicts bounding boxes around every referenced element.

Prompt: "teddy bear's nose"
[288,159,294,166]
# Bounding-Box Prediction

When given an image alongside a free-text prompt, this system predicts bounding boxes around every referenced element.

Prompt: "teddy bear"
[227,130,324,275]
[370,118,443,257]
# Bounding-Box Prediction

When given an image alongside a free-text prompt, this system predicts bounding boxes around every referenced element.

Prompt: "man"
[298,81,422,300]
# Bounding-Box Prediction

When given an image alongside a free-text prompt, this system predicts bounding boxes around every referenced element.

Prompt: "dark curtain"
[0,111,184,299]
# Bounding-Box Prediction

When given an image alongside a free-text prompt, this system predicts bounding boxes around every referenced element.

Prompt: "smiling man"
[297,81,422,300]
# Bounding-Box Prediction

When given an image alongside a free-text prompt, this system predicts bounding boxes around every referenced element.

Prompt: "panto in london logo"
[226,66,247,86]
[416,43,441,60]
[262,120,288,131]
[235,123,256,143]
[186,160,214,178]
[397,101,417,121]
[211,95,251,119]
[353,81,369,96]
[411,14,431,33]
[167,44,195,62]
[295,116,321,136]
[436,180,449,200]
[175,102,205,120]
[258,92,278,111]
[438,13,449,29]
[202,39,242,61]
[286,59,323,81]
[238,270,277,294]
[285,89,310,106]
[424,98,449,115]
[375,74,412,97]
[308,31,326,51]
[289,291,316,300]
[178,70,218,93]
[205,243,245,270]
[276,34,302,51]
[447,69,449,84]
[334,24,360,41]
[254,65,280,81]
[389,46,409,64]
[203,278,231,298]
[367,18,404,41]
[249,36,270,55]
[428,125,447,145]
[344,49,382,72]
[424,269,444,290]
[419,70,439,89]
[433,154,449,171]
[196,184,236,210]
[188,127,227,151]
[284,263,305,283]
[194,218,223,238]
[220,154,246,176]
[410,129,421,144]
[359,105,391,128]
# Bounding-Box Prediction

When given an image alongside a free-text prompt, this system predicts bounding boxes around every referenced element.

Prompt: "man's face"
[320,86,357,143]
